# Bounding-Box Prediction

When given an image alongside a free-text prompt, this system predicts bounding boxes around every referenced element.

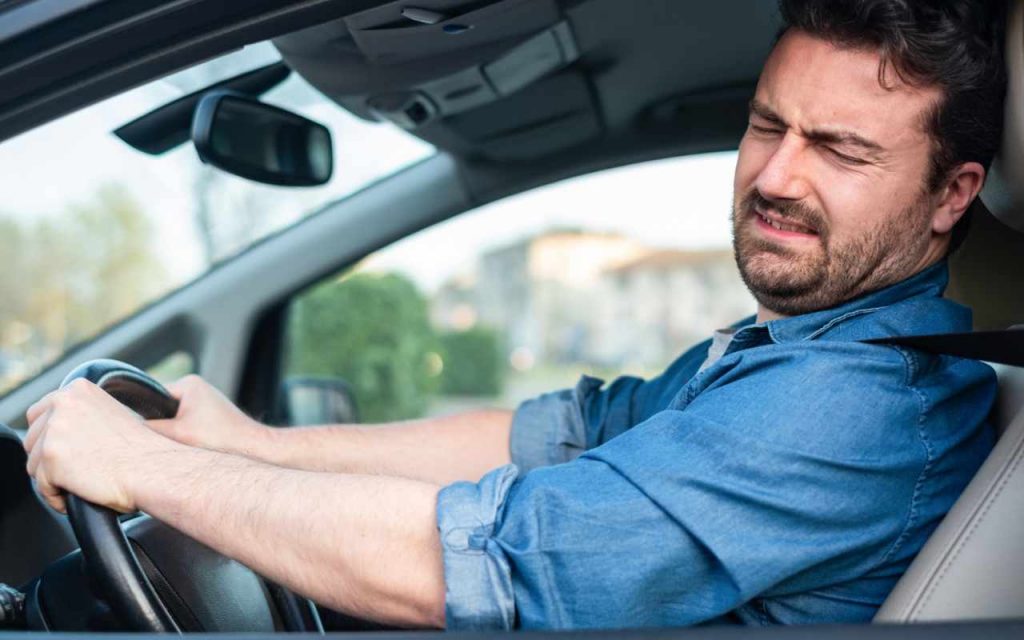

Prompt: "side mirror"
[191,91,333,187]
[279,376,359,426]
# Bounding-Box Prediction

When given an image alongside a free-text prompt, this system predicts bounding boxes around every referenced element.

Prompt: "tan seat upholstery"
[874,364,1024,622]
[874,0,1024,622]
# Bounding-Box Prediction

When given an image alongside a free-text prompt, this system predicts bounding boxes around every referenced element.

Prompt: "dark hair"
[778,0,1008,254]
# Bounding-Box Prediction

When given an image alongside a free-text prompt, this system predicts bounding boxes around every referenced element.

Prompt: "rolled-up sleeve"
[508,376,603,472]
[509,341,713,473]
[436,465,521,630]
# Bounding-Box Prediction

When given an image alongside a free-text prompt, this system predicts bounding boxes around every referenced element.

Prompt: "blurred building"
[590,249,754,368]
[431,230,755,372]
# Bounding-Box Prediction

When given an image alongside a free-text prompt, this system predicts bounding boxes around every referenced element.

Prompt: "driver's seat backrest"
[873,363,1024,622]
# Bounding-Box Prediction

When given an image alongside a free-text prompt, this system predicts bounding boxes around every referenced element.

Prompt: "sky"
[0,43,739,299]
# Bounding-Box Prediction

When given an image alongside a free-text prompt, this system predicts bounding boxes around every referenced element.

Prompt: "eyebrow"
[749,98,886,160]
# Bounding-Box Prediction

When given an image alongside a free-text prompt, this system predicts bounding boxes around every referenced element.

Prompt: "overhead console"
[363,20,579,129]
[345,0,564,65]
[273,0,597,161]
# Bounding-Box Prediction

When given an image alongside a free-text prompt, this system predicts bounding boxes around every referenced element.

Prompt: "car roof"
[0,1,775,162]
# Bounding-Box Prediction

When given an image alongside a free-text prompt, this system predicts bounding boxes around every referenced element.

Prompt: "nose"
[754,131,811,203]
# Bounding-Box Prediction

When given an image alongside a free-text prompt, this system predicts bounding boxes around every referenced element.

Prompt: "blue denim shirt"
[436,261,996,630]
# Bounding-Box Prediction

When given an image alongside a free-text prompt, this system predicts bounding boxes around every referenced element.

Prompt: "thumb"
[162,379,188,401]
[145,417,178,438]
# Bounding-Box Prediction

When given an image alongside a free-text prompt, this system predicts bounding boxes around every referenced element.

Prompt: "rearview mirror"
[191,91,333,186]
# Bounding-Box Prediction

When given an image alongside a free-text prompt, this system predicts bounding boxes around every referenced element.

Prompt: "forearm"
[133,444,446,628]
[249,409,513,484]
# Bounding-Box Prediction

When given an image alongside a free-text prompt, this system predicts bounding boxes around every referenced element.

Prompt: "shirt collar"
[761,260,951,344]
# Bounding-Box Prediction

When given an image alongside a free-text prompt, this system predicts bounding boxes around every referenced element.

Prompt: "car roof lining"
[272,0,781,163]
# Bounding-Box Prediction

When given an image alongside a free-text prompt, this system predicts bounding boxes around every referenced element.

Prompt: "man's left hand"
[24,379,179,514]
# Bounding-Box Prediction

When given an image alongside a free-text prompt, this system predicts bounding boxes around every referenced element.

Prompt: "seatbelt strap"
[864,326,1024,367]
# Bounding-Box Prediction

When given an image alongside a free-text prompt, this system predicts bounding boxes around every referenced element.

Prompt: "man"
[24,0,1007,629]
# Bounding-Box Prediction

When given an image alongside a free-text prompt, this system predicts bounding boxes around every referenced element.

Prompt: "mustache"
[742,191,826,235]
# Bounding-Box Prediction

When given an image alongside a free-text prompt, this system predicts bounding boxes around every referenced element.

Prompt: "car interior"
[0,0,1022,636]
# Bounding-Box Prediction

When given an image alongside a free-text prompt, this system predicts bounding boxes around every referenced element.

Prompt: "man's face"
[733,30,945,317]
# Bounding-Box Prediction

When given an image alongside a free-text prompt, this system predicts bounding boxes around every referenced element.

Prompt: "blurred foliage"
[0,186,167,391]
[146,351,196,386]
[286,272,440,423]
[439,327,505,397]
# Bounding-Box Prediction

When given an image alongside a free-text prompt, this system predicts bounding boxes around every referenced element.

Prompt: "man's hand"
[23,378,447,627]
[146,375,267,456]
[24,379,180,513]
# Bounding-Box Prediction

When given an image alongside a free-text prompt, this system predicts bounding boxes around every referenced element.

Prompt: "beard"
[731,190,933,317]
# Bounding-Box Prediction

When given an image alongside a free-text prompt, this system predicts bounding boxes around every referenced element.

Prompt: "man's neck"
[757,305,786,324]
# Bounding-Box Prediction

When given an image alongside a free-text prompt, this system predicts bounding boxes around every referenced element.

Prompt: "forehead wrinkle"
[751,96,894,162]
[804,127,887,160]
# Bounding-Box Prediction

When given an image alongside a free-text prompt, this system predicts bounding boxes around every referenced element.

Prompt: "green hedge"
[439,327,505,397]
[286,272,440,422]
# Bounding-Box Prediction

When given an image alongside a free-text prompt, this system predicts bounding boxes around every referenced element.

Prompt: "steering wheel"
[59,359,323,633]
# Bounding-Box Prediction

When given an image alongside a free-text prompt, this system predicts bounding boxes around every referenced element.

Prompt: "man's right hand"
[147,375,268,456]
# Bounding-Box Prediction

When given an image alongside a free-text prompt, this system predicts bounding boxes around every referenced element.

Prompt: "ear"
[931,161,986,235]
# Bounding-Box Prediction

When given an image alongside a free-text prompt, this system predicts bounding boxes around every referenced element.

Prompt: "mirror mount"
[191,91,333,187]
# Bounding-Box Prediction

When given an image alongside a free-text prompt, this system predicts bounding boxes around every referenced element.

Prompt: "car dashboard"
[0,424,83,630]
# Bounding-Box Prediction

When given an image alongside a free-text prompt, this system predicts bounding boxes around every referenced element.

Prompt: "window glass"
[283,153,755,423]
[146,351,196,386]
[0,42,434,395]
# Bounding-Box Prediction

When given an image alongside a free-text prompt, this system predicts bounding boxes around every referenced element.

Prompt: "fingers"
[34,466,66,514]
[163,381,186,401]
[26,423,44,477]
[26,429,67,514]
[22,379,148,515]
[165,374,206,401]
[145,418,176,438]
[24,404,53,455]
[25,391,56,431]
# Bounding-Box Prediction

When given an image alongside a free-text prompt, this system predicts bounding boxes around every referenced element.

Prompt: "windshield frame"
[0,0,346,145]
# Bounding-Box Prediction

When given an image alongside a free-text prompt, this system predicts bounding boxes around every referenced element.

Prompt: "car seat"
[874,0,1024,622]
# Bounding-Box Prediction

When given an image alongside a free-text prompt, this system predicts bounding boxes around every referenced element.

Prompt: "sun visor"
[982,0,1024,233]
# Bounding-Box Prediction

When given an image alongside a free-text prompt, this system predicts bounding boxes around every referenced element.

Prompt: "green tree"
[0,185,168,391]
[25,185,167,350]
[286,272,440,422]
[439,327,505,397]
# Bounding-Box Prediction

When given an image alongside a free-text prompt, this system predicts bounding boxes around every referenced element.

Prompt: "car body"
[0,0,1022,637]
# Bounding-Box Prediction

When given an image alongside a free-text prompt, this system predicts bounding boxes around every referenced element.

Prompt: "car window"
[281,152,754,424]
[0,42,434,396]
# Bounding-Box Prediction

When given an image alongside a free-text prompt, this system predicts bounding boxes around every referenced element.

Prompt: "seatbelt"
[865,326,1024,367]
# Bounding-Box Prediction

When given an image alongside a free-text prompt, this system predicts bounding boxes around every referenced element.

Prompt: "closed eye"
[825,147,870,166]
[749,123,784,136]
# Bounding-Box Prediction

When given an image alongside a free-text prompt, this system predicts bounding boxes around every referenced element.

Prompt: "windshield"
[0,42,434,394]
